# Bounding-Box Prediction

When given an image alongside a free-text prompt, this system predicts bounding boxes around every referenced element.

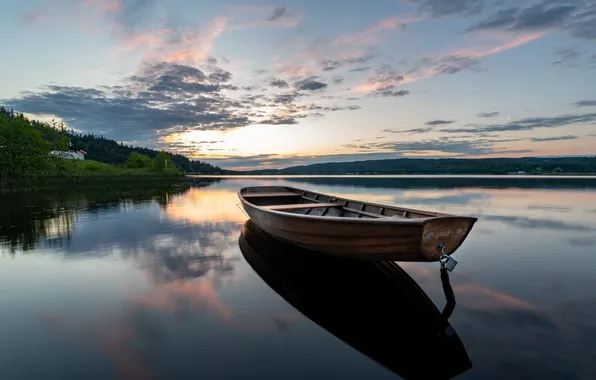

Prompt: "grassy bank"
[0,159,196,192]
[52,159,187,177]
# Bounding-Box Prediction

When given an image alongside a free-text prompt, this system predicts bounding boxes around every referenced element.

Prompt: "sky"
[2,0,596,170]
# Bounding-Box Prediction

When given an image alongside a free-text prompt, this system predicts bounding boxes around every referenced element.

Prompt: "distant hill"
[235,157,596,175]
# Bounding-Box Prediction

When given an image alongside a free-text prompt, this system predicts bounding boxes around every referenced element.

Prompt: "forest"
[0,107,223,179]
[237,156,596,175]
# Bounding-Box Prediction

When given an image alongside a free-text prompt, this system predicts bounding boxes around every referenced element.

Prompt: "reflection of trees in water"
[189,177,223,188]
[0,185,190,254]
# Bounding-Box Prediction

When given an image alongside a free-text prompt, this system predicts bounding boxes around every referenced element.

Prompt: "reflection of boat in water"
[238,186,477,261]
[239,220,472,379]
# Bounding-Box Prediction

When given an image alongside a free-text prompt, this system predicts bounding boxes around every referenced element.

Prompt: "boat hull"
[239,186,477,261]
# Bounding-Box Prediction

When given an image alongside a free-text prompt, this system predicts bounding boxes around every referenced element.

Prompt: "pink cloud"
[270,15,419,79]
[352,31,546,93]
[108,4,301,65]
[401,31,546,84]
[228,15,302,31]
[334,15,423,46]
[111,17,229,64]
[226,4,302,31]
[83,0,123,13]
[162,17,229,64]
[20,10,45,26]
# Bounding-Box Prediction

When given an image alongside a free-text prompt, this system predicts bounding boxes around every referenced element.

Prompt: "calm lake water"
[1,176,596,379]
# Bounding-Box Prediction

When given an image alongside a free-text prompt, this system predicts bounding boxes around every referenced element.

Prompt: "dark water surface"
[1,177,596,379]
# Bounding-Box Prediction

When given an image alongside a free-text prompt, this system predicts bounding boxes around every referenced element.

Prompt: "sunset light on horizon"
[2,0,595,170]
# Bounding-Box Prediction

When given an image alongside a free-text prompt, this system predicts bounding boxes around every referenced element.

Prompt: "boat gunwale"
[238,186,478,225]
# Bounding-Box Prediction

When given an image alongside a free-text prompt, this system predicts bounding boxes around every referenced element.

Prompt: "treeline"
[239,157,596,175]
[67,132,223,174]
[0,107,223,178]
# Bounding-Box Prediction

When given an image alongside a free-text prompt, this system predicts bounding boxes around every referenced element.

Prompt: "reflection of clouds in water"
[24,188,246,379]
[456,296,596,379]
[481,214,595,231]
[475,228,495,235]
[400,263,536,311]
[165,187,247,223]
[401,261,596,379]
[527,204,571,212]
[567,237,596,247]
[131,278,232,320]
[464,309,558,330]
[130,223,241,284]
[400,262,595,378]
[36,219,243,380]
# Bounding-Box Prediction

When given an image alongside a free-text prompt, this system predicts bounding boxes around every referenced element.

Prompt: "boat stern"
[420,217,477,261]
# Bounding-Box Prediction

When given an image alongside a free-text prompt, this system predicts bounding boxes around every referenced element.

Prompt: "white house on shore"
[50,148,86,160]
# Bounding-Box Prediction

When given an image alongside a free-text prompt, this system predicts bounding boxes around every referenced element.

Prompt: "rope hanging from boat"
[438,244,457,330]
[440,266,456,321]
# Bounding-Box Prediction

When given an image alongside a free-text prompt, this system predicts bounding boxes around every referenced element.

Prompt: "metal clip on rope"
[438,244,457,272]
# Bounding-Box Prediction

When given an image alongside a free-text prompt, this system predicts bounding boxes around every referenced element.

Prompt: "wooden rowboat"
[238,186,477,261]
[239,219,473,379]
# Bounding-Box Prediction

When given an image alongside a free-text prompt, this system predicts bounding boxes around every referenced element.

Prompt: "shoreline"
[189,174,596,179]
[0,175,193,192]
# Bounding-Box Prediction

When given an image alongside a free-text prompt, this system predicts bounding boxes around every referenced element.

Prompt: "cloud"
[444,112,596,133]
[355,64,404,92]
[572,100,596,107]
[268,79,290,88]
[465,2,576,33]
[551,46,583,66]
[270,92,305,104]
[2,62,258,143]
[343,137,532,156]
[383,127,433,134]
[294,78,328,91]
[425,119,455,125]
[114,17,230,64]
[401,32,545,83]
[20,10,45,26]
[477,111,501,118]
[354,64,411,97]
[333,16,419,46]
[369,89,410,97]
[530,135,578,142]
[465,1,596,41]
[321,60,342,72]
[227,5,301,30]
[403,0,483,17]
[266,6,287,21]
[104,4,301,64]
[257,116,298,125]
[208,68,232,82]
[349,67,371,72]
[297,104,362,112]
